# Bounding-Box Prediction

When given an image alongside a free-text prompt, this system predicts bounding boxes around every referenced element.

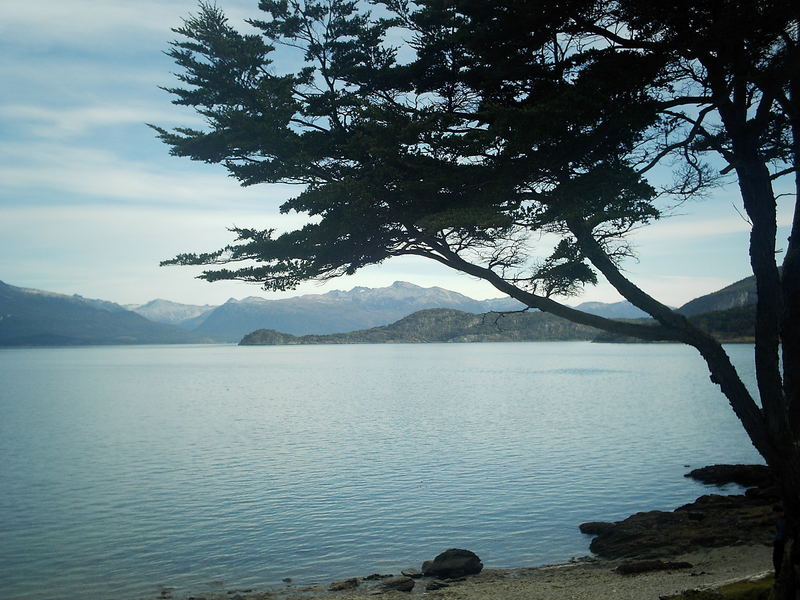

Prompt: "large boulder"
[421,548,483,578]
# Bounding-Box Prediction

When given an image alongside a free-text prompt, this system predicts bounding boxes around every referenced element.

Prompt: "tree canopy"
[155,0,799,593]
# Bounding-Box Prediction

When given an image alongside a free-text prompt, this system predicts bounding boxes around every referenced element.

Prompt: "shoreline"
[156,465,776,600]
[161,545,771,600]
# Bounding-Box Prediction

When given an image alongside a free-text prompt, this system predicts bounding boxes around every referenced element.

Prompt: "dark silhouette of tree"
[154,1,798,593]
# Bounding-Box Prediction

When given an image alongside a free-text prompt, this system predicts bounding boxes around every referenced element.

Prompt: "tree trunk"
[731,157,798,599]
[771,454,800,599]
[777,78,800,600]
[783,71,800,434]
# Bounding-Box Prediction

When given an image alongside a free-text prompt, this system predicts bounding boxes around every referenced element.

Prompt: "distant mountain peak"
[127,297,217,326]
[0,281,210,346]
[188,280,522,340]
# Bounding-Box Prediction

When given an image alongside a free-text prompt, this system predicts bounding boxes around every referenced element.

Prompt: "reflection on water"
[0,342,761,600]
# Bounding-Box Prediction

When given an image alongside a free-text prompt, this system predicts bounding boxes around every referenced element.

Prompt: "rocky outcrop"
[579,521,616,535]
[421,548,483,578]
[400,568,422,578]
[580,468,778,559]
[685,464,772,488]
[378,577,415,592]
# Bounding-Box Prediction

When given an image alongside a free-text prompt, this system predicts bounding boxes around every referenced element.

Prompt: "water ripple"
[0,342,761,600]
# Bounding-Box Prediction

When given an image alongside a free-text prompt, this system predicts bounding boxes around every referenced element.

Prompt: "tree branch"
[565,216,773,459]
[404,244,682,342]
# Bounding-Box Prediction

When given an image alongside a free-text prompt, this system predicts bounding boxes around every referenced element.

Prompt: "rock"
[421,549,483,578]
[363,573,393,581]
[400,568,422,578]
[615,560,694,575]
[426,581,450,591]
[586,490,776,559]
[329,578,359,591]
[379,577,415,592]
[684,464,772,488]
[579,521,615,535]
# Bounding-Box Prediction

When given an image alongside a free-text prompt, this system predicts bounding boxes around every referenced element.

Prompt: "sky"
[1,1,794,309]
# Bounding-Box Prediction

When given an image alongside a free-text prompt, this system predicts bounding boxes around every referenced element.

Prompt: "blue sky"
[1,1,793,308]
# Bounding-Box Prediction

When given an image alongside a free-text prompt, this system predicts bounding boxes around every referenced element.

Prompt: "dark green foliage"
[155,0,670,296]
[690,305,756,342]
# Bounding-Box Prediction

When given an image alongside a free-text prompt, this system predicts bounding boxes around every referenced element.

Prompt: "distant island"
[240,308,599,345]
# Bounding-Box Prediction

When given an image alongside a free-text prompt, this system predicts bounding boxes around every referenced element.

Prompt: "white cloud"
[0,58,166,93]
[637,215,751,241]
[3,1,194,46]
[0,204,498,305]
[0,204,315,304]
[636,199,794,243]
[0,103,202,138]
[624,274,742,308]
[0,140,301,210]
[2,1,264,50]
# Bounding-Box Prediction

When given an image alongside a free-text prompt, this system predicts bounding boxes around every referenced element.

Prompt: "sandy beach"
[177,544,771,600]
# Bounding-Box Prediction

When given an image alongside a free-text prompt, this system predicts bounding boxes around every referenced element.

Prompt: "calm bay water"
[0,341,762,599]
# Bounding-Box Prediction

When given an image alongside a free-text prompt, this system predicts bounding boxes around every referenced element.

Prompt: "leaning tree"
[154,0,798,592]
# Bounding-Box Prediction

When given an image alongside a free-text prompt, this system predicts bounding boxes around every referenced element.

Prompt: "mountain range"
[676,276,759,316]
[124,282,653,342]
[126,281,527,342]
[0,275,759,346]
[123,298,216,325]
[0,281,211,346]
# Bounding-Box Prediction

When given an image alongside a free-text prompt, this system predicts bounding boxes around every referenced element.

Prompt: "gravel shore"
[179,544,771,600]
